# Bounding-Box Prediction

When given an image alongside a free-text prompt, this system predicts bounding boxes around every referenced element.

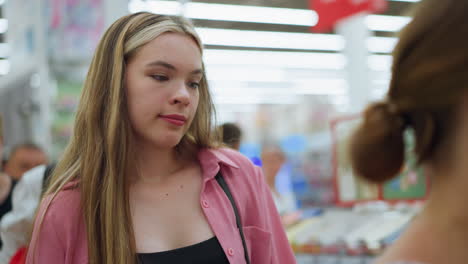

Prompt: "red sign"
[310,0,387,32]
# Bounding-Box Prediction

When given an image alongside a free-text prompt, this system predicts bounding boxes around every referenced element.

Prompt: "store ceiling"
[2,0,418,109]
[128,0,417,108]
[191,0,413,37]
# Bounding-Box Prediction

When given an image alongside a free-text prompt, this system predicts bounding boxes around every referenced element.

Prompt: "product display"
[288,202,421,262]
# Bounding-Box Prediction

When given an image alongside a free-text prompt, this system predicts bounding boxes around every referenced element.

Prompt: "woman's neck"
[404,162,468,262]
[421,162,468,230]
[133,142,190,184]
[378,163,468,264]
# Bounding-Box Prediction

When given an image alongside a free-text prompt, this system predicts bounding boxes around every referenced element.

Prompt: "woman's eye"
[189,82,200,89]
[151,75,169,81]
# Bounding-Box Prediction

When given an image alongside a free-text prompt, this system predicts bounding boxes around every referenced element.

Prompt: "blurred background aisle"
[0,0,427,263]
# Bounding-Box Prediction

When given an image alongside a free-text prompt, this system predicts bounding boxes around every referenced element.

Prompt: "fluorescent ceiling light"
[129,0,180,15]
[0,60,10,75]
[129,1,409,32]
[215,104,258,112]
[197,28,344,51]
[186,2,317,27]
[206,67,286,82]
[205,67,344,83]
[199,28,395,53]
[367,37,398,53]
[210,79,347,96]
[214,95,298,105]
[204,49,346,70]
[368,55,392,71]
[366,15,411,32]
[0,19,8,34]
[373,79,391,86]
[372,87,389,99]
[129,0,317,26]
[0,43,9,58]
[292,79,347,95]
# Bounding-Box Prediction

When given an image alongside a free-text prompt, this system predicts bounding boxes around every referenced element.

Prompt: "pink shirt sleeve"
[26,195,65,264]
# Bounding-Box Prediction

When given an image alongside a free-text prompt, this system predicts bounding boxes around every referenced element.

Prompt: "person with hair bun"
[349,0,468,263]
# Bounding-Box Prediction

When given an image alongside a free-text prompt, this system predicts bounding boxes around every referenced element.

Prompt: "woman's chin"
[155,137,184,149]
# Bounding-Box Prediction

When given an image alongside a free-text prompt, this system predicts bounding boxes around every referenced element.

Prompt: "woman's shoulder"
[204,147,256,168]
[41,181,82,221]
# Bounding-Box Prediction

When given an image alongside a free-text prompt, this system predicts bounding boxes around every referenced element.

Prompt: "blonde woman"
[26,13,295,264]
[349,0,468,263]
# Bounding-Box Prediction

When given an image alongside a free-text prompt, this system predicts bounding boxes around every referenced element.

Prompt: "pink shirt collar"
[63,148,242,189]
[197,148,240,181]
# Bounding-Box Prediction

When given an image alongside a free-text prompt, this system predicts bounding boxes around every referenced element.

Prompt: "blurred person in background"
[261,144,300,227]
[0,164,55,264]
[0,144,48,249]
[0,115,7,209]
[27,13,295,264]
[2,144,48,183]
[349,0,468,263]
[0,115,3,169]
[218,122,243,150]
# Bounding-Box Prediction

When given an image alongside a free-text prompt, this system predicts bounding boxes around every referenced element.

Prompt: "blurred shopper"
[0,144,47,250]
[27,13,295,264]
[218,122,243,150]
[2,144,48,183]
[0,164,55,264]
[349,0,468,263]
[261,145,300,226]
[0,144,47,221]
[0,116,8,216]
[0,115,3,169]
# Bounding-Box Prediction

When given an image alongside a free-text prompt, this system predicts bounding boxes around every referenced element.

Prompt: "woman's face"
[125,33,202,149]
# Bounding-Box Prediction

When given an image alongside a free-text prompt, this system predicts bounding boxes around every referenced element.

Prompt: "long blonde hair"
[38,12,218,264]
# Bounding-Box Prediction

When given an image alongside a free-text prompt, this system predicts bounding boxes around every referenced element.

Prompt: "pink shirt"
[26,148,296,264]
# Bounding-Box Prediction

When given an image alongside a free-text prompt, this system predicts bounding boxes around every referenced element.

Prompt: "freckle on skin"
[165,193,169,196]
[180,185,184,189]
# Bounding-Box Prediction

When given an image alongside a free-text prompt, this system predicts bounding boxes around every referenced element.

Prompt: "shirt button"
[202,200,209,208]
[227,248,235,256]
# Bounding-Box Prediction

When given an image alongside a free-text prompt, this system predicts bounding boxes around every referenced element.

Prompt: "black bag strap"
[41,163,56,195]
[215,171,251,264]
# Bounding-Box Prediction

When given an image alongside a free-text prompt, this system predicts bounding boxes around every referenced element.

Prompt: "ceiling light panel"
[368,54,393,71]
[367,37,398,53]
[204,49,346,70]
[366,15,411,32]
[129,0,317,26]
[129,0,411,33]
[197,28,345,51]
[0,60,10,75]
[0,19,8,34]
[0,43,9,58]
[186,2,318,26]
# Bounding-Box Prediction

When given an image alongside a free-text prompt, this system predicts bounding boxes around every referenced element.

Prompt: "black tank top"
[137,236,229,264]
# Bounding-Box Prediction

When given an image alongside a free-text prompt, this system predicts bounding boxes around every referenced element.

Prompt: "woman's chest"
[130,173,214,253]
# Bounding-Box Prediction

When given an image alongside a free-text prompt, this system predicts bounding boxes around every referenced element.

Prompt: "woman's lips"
[159,114,186,126]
